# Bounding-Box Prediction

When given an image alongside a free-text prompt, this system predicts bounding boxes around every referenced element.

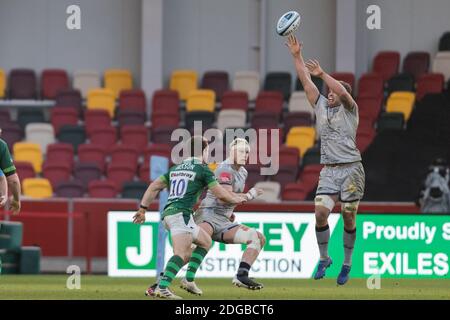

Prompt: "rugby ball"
[276,11,301,37]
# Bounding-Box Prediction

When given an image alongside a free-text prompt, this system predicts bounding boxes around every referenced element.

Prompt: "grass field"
[0,275,449,300]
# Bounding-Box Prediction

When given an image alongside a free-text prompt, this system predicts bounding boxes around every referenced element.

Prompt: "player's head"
[328,81,352,107]
[229,138,250,166]
[187,135,209,162]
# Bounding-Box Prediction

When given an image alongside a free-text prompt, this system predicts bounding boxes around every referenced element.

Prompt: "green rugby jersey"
[0,138,16,176]
[160,157,218,218]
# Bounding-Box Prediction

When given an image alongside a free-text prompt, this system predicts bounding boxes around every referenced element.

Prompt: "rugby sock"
[315,225,330,260]
[158,255,184,289]
[186,247,208,282]
[343,228,356,266]
[237,262,251,277]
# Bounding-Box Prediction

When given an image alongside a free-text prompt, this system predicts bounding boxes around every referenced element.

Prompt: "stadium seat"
[46,143,74,170]
[42,162,72,188]
[244,165,266,188]
[298,164,323,192]
[232,71,260,101]
[84,109,111,135]
[151,126,178,146]
[263,72,292,101]
[386,92,416,120]
[74,163,102,189]
[50,107,78,135]
[0,109,11,125]
[151,114,180,129]
[151,89,180,117]
[107,164,136,191]
[138,162,151,183]
[255,91,284,115]
[120,125,149,151]
[13,142,42,173]
[438,32,450,51]
[295,76,323,92]
[372,51,400,82]
[78,143,107,173]
[119,89,146,113]
[117,109,146,126]
[356,127,376,153]
[169,70,198,101]
[54,89,83,116]
[0,69,5,98]
[73,70,101,98]
[288,91,314,116]
[25,123,55,155]
[88,125,117,151]
[86,88,116,118]
[8,69,37,99]
[88,180,118,198]
[22,178,52,199]
[270,166,298,185]
[432,51,450,81]
[41,69,69,99]
[144,144,172,164]
[377,113,405,132]
[386,73,415,94]
[110,145,139,170]
[357,73,383,99]
[221,91,248,111]
[185,111,215,133]
[286,127,316,157]
[14,161,36,182]
[282,183,308,201]
[104,69,133,98]
[57,125,86,152]
[301,146,321,167]
[251,112,279,129]
[54,180,85,198]
[329,72,355,91]
[253,181,280,202]
[201,71,229,101]
[186,89,215,113]
[278,145,300,167]
[217,110,246,132]
[283,112,313,135]
[122,181,148,199]
[17,109,45,130]
[402,52,430,80]
[1,123,23,150]
[356,96,383,121]
[416,73,445,101]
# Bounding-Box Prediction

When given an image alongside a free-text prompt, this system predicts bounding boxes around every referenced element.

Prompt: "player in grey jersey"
[180,138,266,295]
[286,34,365,285]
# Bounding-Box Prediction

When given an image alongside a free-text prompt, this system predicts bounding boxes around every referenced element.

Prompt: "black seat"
[386,73,415,94]
[264,72,292,101]
[57,125,86,152]
[122,181,148,199]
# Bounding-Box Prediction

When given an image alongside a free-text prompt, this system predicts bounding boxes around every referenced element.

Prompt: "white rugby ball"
[276,11,301,37]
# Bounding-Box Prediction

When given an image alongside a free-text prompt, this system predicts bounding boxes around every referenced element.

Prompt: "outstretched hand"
[305,59,324,77]
[285,34,302,57]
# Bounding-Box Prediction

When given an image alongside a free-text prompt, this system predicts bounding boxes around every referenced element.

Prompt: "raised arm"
[305,59,356,111]
[133,177,167,224]
[285,34,320,107]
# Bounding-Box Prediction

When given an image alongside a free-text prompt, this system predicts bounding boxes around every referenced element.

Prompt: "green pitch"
[0,275,448,300]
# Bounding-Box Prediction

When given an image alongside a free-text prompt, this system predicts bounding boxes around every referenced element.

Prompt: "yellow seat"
[170,70,198,100]
[386,91,415,120]
[286,127,316,157]
[22,178,53,199]
[13,142,43,173]
[0,69,5,98]
[186,89,215,113]
[208,162,218,172]
[86,88,116,117]
[104,69,133,98]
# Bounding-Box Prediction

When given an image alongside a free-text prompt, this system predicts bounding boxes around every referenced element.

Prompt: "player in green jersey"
[133,136,248,299]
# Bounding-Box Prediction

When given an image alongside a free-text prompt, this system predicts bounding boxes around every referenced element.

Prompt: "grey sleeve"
[214,166,234,186]
[314,94,328,118]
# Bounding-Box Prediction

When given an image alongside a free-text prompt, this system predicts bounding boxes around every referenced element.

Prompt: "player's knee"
[234,227,262,251]
[314,195,334,225]
[342,201,359,228]
[257,231,266,248]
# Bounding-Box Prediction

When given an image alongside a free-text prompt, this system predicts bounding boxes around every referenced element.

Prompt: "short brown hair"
[187,135,209,158]
[340,81,352,95]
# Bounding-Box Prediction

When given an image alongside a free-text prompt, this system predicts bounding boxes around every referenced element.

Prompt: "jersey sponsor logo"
[169,170,196,180]
[218,172,232,184]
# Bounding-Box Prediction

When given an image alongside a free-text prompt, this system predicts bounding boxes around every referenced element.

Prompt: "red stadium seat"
[416,73,445,101]
[8,69,37,99]
[46,143,74,170]
[245,164,267,190]
[110,145,139,170]
[255,91,284,115]
[107,164,136,191]
[279,145,300,167]
[119,89,146,113]
[41,69,69,99]
[120,125,149,150]
[54,180,85,198]
[151,89,179,117]
[42,161,72,188]
[357,73,383,99]
[74,163,103,189]
[84,109,111,135]
[88,180,118,198]
[372,51,400,81]
[1,122,23,150]
[282,183,308,201]
[270,166,298,185]
[329,72,355,92]
[283,112,313,136]
[55,89,82,113]
[402,51,430,80]
[78,143,107,173]
[298,164,323,192]
[138,162,151,183]
[0,109,11,125]
[14,161,36,182]
[356,128,376,153]
[88,125,117,151]
[221,91,249,111]
[51,107,78,135]
[151,114,180,129]
[117,110,146,126]
[251,112,279,129]
[201,71,229,101]
[143,144,172,163]
[151,126,178,146]
[356,96,383,121]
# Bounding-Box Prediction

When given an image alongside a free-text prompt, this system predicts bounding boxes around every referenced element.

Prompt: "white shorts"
[163,212,200,240]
